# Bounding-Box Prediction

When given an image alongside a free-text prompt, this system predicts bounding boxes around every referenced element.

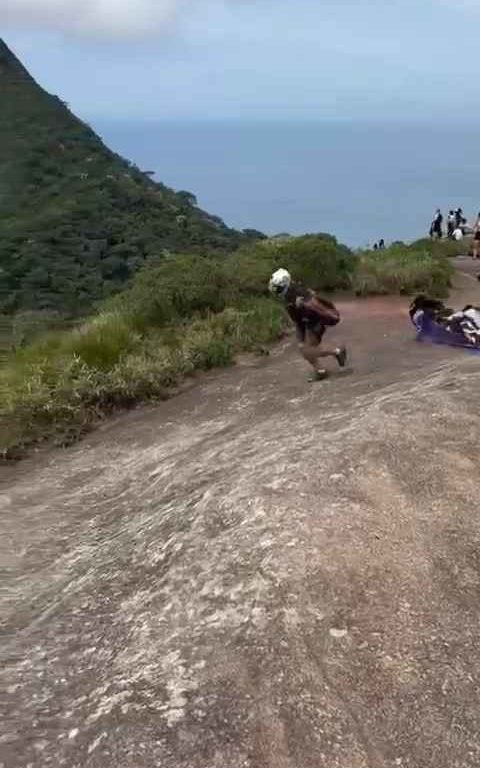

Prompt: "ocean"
[94,120,480,248]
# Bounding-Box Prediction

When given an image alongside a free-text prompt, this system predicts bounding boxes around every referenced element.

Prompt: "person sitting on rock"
[410,295,480,346]
[409,295,451,328]
[268,268,347,381]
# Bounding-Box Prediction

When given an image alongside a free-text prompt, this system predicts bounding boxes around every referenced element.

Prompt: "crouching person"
[448,305,480,346]
[268,268,347,381]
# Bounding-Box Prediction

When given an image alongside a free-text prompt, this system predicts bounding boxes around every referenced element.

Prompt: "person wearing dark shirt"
[430,209,443,239]
[455,208,466,230]
[269,268,347,381]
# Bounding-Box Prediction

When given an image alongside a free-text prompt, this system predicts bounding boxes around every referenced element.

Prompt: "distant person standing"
[447,210,456,238]
[473,212,480,259]
[455,208,466,231]
[378,238,385,250]
[430,209,443,239]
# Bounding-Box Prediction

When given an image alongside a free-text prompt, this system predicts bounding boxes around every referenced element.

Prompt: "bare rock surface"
[2,259,480,767]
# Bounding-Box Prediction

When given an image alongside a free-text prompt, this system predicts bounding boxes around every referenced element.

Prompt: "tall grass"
[408,237,471,259]
[0,298,286,459]
[353,245,454,297]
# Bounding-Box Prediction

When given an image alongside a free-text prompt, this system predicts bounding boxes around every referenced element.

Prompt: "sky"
[2,0,479,122]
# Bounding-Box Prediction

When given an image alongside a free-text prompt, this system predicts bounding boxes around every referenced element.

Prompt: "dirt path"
[2,258,480,768]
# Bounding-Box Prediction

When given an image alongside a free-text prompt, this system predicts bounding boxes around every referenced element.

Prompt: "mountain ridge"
[0,38,254,316]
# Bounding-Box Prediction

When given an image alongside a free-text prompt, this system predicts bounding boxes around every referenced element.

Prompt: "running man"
[268,268,347,381]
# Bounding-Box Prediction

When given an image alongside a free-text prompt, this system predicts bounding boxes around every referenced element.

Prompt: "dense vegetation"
[353,239,455,297]
[0,236,346,457]
[0,38,253,318]
[0,234,457,459]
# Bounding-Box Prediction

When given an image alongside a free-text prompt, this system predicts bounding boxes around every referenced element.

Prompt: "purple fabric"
[413,310,479,350]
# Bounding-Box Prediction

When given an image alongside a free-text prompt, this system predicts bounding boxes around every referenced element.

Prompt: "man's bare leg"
[299,335,347,379]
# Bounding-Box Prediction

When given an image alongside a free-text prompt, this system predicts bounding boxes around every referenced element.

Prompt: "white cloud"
[1,0,187,39]
[3,0,479,42]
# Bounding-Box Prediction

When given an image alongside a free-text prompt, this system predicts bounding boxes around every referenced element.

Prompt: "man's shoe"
[336,346,347,368]
[308,369,328,382]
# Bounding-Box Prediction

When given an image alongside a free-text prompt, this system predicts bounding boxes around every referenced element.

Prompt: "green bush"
[108,253,235,329]
[105,236,355,331]
[353,245,453,297]
[63,313,140,370]
[224,234,356,296]
[408,238,469,258]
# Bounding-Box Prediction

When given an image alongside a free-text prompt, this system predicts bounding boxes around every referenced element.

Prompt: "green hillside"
[0,38,253,316]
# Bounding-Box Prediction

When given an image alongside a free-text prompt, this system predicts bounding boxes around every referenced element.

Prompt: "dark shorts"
[475,231,480,241]
[296,321,326,344]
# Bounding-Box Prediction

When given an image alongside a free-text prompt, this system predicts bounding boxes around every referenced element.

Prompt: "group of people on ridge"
[430,208,480,257]
[430,207,465,240]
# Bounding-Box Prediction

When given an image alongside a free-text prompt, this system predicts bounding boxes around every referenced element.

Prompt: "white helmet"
[268,268,291,296]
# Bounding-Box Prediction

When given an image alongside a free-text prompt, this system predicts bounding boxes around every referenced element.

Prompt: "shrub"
[63,313,140,370]
[108,253,236,330]
[224,234,355,296]
[410,237,471,259]
[353,245,453,297]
